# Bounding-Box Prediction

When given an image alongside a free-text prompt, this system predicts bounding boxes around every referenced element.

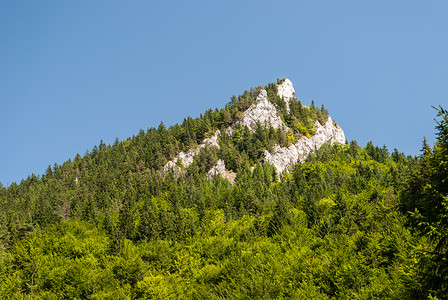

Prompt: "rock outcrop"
[207,159,237,184]
[226,89,286,136]
[277,78,295,112]
[164,130,221,171]
[263,116,345,175]
[163,78,346,183]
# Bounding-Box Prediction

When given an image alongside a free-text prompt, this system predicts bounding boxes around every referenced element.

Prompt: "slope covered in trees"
[0,80,446,299]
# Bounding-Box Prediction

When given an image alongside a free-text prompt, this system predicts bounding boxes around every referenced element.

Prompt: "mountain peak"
[164,78,345,181]
[277,78,295,112]
[256,88,268,102]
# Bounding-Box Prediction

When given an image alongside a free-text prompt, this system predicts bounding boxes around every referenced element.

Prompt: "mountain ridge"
[0,77,446,298]
[164,78,345,181]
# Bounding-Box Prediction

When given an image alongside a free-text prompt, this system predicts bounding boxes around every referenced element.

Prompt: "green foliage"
[401,106,448,298]
[265,81,328,139]
[0,80,440,299]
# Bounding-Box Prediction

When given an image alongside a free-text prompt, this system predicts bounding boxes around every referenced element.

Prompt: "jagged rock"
[164,130,237,183]
[263,144,300,174]
[207,159,236,184]
[164,130,221,171]
[226,89,286,136]
[263,116,345,175]
[202,130,221,148]
[164,78,346,183]
[277,78,295,112]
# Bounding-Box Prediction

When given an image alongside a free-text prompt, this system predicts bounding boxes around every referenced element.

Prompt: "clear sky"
[1,1,447,186]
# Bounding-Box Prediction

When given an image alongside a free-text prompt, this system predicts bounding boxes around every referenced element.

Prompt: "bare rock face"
[164,78,346,183]
[164,130,221,172]
[277,78,295,112]
[263,144,300,174]
[226,89,286,136]
[207,159,236,184]
[202,129,221,148]
[264,116,345,175]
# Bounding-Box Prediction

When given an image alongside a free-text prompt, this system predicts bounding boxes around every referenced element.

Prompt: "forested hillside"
[0,80,446,299]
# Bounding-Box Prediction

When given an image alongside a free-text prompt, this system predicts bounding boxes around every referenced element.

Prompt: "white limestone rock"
[264,116,345,175]
[164,78,346,184]
[207,159,236,184]
[164,130,238,184]
[164,130,221,171]
[263,144,300,174]
[226,89,286,136]
[202,129,221,148]
[277,78,295,112]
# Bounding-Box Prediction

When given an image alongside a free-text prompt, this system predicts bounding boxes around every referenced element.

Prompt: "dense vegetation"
[0,80,446,299]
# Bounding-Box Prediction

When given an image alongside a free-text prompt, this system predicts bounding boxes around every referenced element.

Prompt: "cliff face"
[226,89,286,136]
[207,159,236,184]
[276,78,295,112]
[163,130,221,172]
[164,79,346,181]
[263,116,345,175]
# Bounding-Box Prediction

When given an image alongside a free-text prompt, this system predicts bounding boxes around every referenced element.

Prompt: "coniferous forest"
[0,80,447,299]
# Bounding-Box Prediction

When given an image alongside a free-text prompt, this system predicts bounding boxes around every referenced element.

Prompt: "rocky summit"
[165,78,346,181]
[277,78,295,112]
[226,89,286,136]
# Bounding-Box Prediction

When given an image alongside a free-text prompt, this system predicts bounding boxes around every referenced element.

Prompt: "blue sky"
[1,1,447,186]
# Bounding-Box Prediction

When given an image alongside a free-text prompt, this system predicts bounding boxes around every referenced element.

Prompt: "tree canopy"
[0,81,445,299]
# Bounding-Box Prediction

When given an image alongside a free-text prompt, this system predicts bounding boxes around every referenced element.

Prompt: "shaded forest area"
[0,81,447,299]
